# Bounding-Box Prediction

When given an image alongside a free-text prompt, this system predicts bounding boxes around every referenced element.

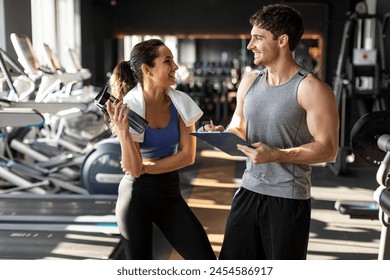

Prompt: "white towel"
[123,83,203,142]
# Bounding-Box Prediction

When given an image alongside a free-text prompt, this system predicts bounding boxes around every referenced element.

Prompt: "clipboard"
[190,131,253,156]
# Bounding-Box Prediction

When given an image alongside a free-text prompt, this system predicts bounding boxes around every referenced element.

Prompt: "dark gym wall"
[3,0,388,87]
[2,0,32,59]
[80,0,354,86]
[80,0,113,87]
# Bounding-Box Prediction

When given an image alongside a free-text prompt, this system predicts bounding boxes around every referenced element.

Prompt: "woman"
[106,39,215,260]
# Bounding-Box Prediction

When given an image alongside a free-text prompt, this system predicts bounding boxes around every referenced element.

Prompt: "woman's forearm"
[116,130,143,177]
[143,149,195,174]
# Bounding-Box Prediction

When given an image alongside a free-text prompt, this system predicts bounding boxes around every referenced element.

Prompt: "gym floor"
[0,139,382,260]
[153,140,383,260]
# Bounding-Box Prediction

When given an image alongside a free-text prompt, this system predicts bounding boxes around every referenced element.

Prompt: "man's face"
[247,26,281,66]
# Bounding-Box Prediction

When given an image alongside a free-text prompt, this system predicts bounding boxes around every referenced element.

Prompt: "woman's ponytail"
[110,61,137,100]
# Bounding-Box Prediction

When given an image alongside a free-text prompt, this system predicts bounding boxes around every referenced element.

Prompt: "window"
[30,0,81,72]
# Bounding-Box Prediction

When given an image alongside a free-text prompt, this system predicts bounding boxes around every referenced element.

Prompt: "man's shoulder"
[242,69,264,82]
[299,72,334,98]
[302,72,330,87]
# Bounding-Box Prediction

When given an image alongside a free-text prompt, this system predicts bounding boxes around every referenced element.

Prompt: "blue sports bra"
[140,103,179,158]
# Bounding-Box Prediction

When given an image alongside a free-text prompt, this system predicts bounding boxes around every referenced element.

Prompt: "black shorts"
[219,187,311,260]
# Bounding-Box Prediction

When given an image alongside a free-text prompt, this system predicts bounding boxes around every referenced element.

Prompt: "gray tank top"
[242,68,312,199]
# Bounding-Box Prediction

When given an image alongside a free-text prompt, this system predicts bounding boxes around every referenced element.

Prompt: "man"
[210,4,339,259]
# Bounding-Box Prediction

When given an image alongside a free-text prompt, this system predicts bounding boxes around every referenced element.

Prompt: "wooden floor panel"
[155,144,383,260]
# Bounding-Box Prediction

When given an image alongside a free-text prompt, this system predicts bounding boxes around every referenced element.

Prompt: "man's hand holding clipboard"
[190,120,254,157]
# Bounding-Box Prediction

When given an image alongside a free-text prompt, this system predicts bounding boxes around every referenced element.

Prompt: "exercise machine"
[0,108,122,259]
[1,44,125,195]
[0,107,49,194]
[66,47,92,81]
[329,5,390,175]
[42,43,67,73]
[0,105,89,194]
[3,118,123,195]
[335,111,390,259]
[373,134,390,259]
[10,33,94,103]
[0,47,89,113]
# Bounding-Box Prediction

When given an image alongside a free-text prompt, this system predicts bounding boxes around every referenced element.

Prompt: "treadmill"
[0,61,122,259]
[0,194,121,260]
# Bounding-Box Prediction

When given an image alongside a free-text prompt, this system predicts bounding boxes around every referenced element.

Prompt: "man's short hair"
[250,4,304,51]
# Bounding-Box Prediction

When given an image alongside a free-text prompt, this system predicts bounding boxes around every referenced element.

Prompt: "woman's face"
[149,45,179,87]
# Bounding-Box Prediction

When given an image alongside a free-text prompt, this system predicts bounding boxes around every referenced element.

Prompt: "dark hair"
[129,39,165,83]
[110,61,133,100]
[110,39,166,99]
[249,4,304,51]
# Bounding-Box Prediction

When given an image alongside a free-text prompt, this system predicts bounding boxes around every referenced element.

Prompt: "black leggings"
[115,171,216,260]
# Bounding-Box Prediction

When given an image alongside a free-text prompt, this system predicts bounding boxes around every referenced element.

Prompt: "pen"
[210,119,214,127]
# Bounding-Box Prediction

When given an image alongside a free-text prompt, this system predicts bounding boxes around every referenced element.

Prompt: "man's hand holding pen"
[203,119,225,132]
[199,119,274,164]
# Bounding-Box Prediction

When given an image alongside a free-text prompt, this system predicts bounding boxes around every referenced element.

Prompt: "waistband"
[126,170,180,187]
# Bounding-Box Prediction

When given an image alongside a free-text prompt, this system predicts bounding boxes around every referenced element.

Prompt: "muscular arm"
[288,74,339,163]
[225,71,260,139]
[238,73,339,164]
